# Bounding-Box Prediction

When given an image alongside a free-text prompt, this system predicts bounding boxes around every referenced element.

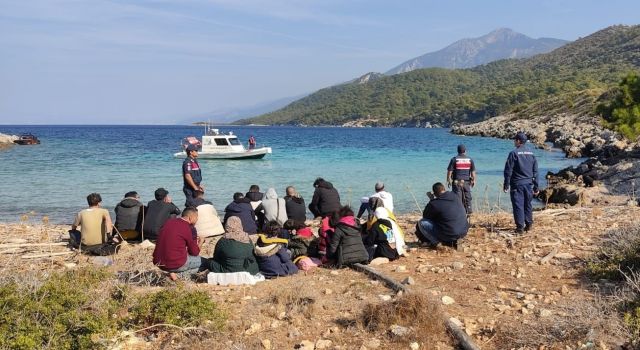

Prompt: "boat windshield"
[228,137,241,146]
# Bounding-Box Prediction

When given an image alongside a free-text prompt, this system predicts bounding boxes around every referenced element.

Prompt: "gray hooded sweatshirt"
[257,188,288,226]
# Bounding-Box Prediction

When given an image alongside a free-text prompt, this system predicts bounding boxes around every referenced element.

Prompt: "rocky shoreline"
[451,112,640,205]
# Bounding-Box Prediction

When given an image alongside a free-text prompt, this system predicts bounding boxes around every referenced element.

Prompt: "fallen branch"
[21,251,73,259]
[352,263,481,350]
[0,242,67,248]
[133,323,212,334]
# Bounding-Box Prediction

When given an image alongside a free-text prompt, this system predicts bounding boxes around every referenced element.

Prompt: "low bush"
[586,224,640,280]
[0,268,226,349]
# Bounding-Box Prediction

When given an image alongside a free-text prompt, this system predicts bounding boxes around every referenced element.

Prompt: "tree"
[597,72,640,140]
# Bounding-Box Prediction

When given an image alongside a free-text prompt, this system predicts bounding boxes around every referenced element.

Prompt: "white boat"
[174,127,272,159]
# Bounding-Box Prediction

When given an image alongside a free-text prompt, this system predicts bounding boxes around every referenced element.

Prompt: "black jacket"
[308,180,341,218]
[363,219,399,261]
[223,199,258,234]
[422,191,469,242]
[143,200,181,241]
[284,196,307,222]
[114,198,143,232]
[328,218,369,267]
[245,191,264,202]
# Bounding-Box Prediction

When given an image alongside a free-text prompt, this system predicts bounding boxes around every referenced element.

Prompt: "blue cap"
[185,144,198,152]
[514,132,527,142]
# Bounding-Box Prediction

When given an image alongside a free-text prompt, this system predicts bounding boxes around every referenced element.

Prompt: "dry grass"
[360,293,449,346]
[493,296,627,349]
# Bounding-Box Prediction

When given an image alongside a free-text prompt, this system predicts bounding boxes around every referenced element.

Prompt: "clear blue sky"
[1,0,638,124]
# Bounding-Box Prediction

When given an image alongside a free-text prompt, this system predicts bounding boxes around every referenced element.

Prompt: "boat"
[13,133,41,145]
[173,127,272,159]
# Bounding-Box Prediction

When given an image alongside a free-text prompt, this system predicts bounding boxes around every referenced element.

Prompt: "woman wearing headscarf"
[208,216,259,274]
[366,197,406,256]
[256,188,288,227]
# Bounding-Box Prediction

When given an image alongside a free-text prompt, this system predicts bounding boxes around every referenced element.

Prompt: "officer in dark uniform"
[447,144,476,214]
[503,132,539,234]
[183,144,203,208]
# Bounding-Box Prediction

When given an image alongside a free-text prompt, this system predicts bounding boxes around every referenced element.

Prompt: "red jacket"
[152,218,200,270]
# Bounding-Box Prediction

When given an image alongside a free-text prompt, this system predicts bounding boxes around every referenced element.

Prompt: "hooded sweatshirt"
[308,180,341,218]
[422,191,469,242]
[114,197,143,232]
[284,195,307,222]
[144,200,181,241]
[256,188,288,226]
[224,199,258,234]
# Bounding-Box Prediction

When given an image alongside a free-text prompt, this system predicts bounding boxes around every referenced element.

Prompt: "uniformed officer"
[183,144,203,208]
[447,144,476,214]
[503,132,539,234]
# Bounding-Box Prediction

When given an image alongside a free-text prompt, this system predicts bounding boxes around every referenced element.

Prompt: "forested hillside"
[237,25,640,127]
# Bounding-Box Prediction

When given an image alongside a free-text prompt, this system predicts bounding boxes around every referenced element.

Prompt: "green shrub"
[128,288,225,331]
[0,268,119,350]
[598,72,640,140]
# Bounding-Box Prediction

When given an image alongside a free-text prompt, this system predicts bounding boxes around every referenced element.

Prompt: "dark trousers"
[183,187,197,208]
[510,183,533,230]
[452,180,472,214]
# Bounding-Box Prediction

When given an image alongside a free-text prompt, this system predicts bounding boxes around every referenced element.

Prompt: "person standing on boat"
[183,144,203,208]
[248,135,256,150]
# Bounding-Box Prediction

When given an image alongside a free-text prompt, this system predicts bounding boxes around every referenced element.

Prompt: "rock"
[288,328,301,338]
[295,340,315,350]
[448,317,463,328]
[402,277,415,285]
[365,339,381,349]
[63,262,77,269]
[452,262,464,270]
[555,253,576,259]
[395,265,407,272]
[324,289,333,295]
[475,284,487,292]
[370,257,389,266]
[245,322,262,335]
[560,285,569,295]
[471,251,480,259]
[389,324,411,337]
[410,342,420,350]
[538,309,552,318]
[139,239,155,249]
[261,339,272,350]
[330,270,340,276]
[379,294,392,302]
[416,264,430,273]
[441,296,455,305]
[316,339,333,349]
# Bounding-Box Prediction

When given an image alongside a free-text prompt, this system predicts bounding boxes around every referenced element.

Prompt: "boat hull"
[174,147,272,159]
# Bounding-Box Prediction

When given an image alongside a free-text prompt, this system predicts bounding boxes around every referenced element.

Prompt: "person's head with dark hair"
[194,190,205,198]
[124,191,138,199]
[338,205,354,218]
[181,207,198,225]
[265,220,282,237]
[283,219,305,230]
[432,182,446,196]
[86,193,102,207]
[286,186,299,198]
[457,144,466,154]
[154,188,168,201]
[233,192,244,201]
[249,184,260,193]
[313,177,324,188]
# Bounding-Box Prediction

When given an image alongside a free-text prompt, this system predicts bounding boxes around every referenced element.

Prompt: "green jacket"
[210,238,259,274]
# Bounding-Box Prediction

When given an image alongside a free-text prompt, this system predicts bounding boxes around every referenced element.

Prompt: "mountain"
[386,28,568,75]
[179,94,307,124]
[236,25,640,127]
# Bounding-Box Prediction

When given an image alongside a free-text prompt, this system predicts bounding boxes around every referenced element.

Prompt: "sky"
[1,0,639,124]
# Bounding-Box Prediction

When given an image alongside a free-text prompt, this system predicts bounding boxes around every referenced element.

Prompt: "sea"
[0,125,581,224]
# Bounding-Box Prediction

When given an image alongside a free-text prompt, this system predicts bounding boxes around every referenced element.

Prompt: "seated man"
[416,182,469,249]
[357,181,394,219]
[143,188,181,241]
[113,191,143,241]
[71,192,117,255]
[223,192,258,234]
[152,207,212,279]
[192,190,224,238]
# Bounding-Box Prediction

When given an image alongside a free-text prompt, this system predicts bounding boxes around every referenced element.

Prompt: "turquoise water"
[0,125,579,223]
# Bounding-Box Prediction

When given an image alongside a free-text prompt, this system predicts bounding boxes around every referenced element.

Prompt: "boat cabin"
[199,129,245,153]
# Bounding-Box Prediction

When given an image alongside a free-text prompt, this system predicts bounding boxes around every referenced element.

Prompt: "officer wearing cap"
[183,144,203,208]
[447,144,476,214]
[503,132,539,234]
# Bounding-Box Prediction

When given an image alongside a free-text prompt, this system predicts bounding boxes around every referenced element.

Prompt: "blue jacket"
[254,238,298,279]
[422,191,469,241]
[223,200,258,234]
[504,145,539,191]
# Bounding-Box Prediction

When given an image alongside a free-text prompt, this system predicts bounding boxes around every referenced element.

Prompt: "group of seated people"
[71,178,469,281]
